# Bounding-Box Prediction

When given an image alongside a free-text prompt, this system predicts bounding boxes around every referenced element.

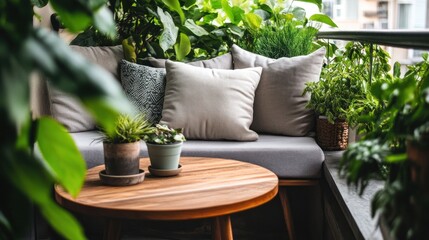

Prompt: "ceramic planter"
[103,141,140,175]
[146,142,182,170]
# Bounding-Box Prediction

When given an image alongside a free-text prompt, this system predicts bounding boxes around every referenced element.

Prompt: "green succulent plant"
[144,124,186,144]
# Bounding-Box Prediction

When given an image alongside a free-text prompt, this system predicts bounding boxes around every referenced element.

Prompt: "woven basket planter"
[316,117,349,151]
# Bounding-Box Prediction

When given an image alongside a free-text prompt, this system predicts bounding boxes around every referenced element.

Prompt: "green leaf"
[31,0,48,8]
[296,0,322,11]
[184,19,209,36]
[386,153,407,163]
[254,9,270,21]
[309,14,338,28]
[122,38,137,63]
[0,211,12,239]
[36,117,86,197]
[161,0,185,23]
[221,0,234,23]
[393,62,401,78]
[49,1,92,32]
[2,53,31,127]
[244,13,262,31]
[92,6,116,39]
[174,33,191,61]
[292,7,306,21]
[157,7,179,52]
[40,200,86,240]
[210,0,221,9]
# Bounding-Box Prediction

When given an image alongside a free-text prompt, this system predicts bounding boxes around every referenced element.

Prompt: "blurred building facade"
[323,0,429,64]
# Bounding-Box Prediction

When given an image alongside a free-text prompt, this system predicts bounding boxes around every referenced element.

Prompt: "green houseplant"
[144,124,186,171]
[1,0,133,239]
[99,114,153,176]
[303,42,391,150]
[339,54,429,239]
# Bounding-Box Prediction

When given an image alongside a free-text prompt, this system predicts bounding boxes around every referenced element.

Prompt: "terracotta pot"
[407,140,429,192]
[103,141,140,175]
[146,142,182,170]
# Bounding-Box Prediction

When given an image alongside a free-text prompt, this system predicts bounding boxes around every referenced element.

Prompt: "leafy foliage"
[144,124,186,144]
[339,54,429,240]
[304,42,392,128]
[245,20,318,58]
[1,0,131,239]
[99,114,154,143]
[72,0,335,61]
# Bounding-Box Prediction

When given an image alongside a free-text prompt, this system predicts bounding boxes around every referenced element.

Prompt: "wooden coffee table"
[55,157,278,240]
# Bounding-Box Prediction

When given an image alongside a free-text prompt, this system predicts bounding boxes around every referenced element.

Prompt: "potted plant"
[144,124,186,171]
[339,54,429,239]
[303,42,391,150]
[99,114,153,176]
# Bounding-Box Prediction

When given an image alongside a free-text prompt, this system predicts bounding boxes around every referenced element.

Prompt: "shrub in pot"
[99,114,153,175]
[303,42,391,150]
[339,54,429,239]
[144,124,186,170]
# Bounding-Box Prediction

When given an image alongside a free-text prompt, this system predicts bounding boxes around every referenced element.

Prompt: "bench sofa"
[31,45,326,240]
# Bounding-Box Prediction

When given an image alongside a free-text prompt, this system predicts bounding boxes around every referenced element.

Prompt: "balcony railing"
[317,29,429,50]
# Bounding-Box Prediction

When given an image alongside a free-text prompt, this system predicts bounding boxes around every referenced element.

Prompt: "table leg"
[104,218,122,240]
[212,215,233,240]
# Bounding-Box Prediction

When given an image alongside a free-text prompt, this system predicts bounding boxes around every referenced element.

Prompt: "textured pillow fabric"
[47,45,123,132]
[120,60,166,124]
[145,53,233,69]
[231,44,325,136]
[160,61,262,141]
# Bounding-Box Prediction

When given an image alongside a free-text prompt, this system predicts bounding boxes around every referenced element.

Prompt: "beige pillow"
[47,45,123,132]
[232,45,325,136]
[145,52,233,69]
[160,60,262,141]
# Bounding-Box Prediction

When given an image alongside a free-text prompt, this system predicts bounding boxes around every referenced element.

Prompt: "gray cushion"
[232,45,325,137]
[71,131,324,178]
[47,85,96,132]
[161,61,262,141]
[46,45,124,132]
[120,60,166,124]
[145,53,233,69]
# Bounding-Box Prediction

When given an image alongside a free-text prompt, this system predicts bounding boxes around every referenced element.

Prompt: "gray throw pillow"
[47,45,124,132]
[231,44,325,137]
[160,61,262,141]
[120,60,166,124]
[47,85,96,132]
[145,52,233,69]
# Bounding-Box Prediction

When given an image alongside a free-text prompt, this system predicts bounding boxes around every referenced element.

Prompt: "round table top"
[55,157,278,220]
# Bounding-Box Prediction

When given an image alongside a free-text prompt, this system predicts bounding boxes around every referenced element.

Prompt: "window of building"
[398,3,411,29]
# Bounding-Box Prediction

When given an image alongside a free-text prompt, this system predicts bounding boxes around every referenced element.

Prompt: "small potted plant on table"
[144,124,186,176]
[98,114,153,185]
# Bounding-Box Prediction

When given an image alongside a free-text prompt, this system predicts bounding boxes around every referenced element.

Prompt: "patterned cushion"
[120,60,166,124]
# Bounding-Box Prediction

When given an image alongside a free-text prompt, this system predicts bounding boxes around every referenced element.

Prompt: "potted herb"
[303,42,391,150]
[339,54,429,239]
[99,114,153,176]
[144,124,186,171]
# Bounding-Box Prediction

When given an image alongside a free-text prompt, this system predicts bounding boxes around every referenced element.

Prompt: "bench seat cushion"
[72,132,324,179]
